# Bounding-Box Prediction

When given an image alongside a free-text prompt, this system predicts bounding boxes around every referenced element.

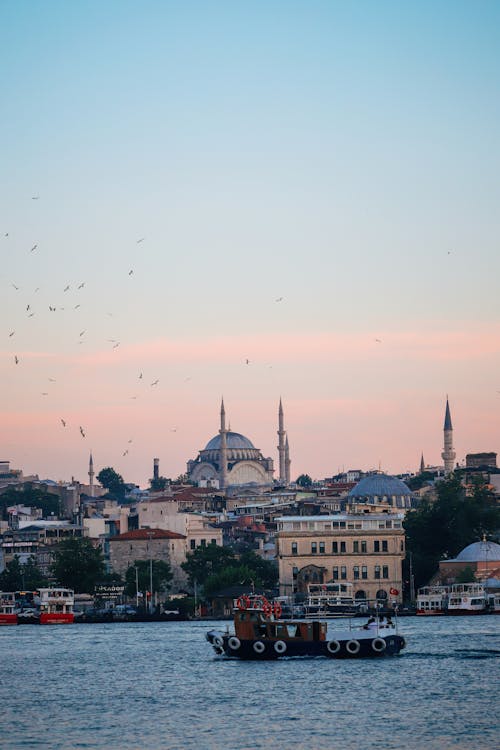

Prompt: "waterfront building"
[108,528,187,592]
[435,538,500,585]
[186,398,290,489]
[0,520,84,575]
[276,510,405,603]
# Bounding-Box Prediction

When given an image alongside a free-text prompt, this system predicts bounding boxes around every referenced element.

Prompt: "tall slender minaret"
[285,434,291,485]
[88,451,94,498]
[420,453,425,473]
[219,398,228,490]
[277,398,286,484]
[441,397,456,475]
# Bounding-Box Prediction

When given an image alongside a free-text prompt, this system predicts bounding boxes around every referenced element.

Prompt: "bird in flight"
[28,312,34,318]
[74,304,80,309]
[123,449,129,456]
[128,439,133,443]
[49,378,56,382]
[64,285,70,292]
[26,304,30,311]
[375,338,382,343]
[9,331,14,337]
[139,373,143,379]
[4,233,8,237]
[245,358,250,365]
[136,237,145,244]
[30,244,38,253]
[130,396,137,399]
[41,392,48,396]
[31,195,40,200]
[79,330,86,337]
[112,342,120,349]
[12,283,19,290]
[77,282,85,289]
[14,355,19,364]
[151,379,159,386]
[49,306,56,311]
[275,297,283,302]
[128,269,134,275]
[60,418,66,427]
[79,426,85,437]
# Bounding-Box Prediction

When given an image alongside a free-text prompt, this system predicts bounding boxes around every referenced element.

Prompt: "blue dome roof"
[348,473,412,498]
[454,540,500,563]
[204,431,255,450]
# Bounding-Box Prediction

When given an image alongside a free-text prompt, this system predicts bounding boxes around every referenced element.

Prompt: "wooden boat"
[206,595,406,659]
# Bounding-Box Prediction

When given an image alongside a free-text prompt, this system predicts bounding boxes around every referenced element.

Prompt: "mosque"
[186,399,291,490]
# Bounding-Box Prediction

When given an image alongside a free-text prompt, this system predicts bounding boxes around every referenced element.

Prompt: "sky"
[1,1,500,487]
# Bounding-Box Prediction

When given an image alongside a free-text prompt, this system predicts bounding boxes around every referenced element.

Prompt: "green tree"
[181,544,236,587]
[404,475,500,589]
[238,550,278,589]
[296,474,313,487]
[50,537,105,593]
[0,486,60,520]
[149,476,170,492]
[97,467,126,499]
[124,560,172,598]
[0,555,48,590]
[456,566,476,583]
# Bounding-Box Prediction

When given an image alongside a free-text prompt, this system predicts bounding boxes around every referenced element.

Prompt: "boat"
[416,585,450,615]
[0,592,18,625]
[206,594,406,659]
[304,581,363,618]
[37,587,75,624]
[15,590,40,624]
[446,583,488,615]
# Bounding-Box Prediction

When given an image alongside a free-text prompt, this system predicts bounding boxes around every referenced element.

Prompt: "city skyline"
[2,2,500,485]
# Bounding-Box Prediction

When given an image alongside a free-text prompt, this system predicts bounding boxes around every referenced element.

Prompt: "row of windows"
[290,540,395,555]
[292,565,391,580]
[190,539,218,550]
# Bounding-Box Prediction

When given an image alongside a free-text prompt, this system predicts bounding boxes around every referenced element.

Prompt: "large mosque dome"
[454,540,500,563]
[348,473,414,509]
[205,432,255,451]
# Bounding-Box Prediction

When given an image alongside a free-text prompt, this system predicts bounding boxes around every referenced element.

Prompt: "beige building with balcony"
[276,512,405,604]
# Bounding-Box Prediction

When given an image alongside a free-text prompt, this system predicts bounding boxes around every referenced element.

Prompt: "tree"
[124,560,172,599]
[50,537,106,593]
[181,544,236,587]
[0,486,60,520]
[0,555,48,590]
[238,550,278,589]
[97,467,126,499]
[404,475,500,589]
[296,474,313,487]
[149,476,170,492]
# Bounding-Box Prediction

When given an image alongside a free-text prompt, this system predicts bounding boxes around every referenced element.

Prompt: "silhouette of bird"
[63,285,70,292]
[60,418,66,427]
[74,304,80,309]
[28,312,34,318]
[128,439,133,443]
[79,426,85,437]
[41,392,48,396]
[136,238,145,244]
[77,282,85,289]
[12,283,19,290]
[30,244,38,252]
[9,331,14,337]
[375,339,382,343]
[245,359,250,365]
[49,378,56,382]
[128,269,134,275]
[4,233,8,237]
[139,373,143,379]
[49,306,56,311]
[151,379,159,386]
[112,342,120,349]
[14,355,19,364]
[79,330,86,336]
[130,396,137,399]
[123,449,129,456]
[275,297,283,302]
[31,195,40,200]
[26,304,30,311]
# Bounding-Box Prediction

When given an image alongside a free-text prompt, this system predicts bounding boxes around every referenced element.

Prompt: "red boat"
[0,592,18,625]
[37,587,75,624]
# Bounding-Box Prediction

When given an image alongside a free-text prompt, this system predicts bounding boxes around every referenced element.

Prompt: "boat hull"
[0,614,18,626]
[40,612,74,625]
[207,631,405,659]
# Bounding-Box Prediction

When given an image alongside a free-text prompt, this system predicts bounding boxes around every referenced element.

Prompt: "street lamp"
[147,531,154,614]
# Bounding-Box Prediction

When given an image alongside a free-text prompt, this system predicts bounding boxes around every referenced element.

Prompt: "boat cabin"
[233,597,327,643]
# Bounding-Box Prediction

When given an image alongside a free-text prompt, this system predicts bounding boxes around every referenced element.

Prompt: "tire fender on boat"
[213,635,223,648]
[274,640,287,654]
[371,637,386,653]
[228,636,241,650]
[326,639,341,654]
[253,641,266,654]
[399,636,406,649]
[346,639,361,655]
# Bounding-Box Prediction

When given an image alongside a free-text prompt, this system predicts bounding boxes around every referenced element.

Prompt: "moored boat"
[37,587,75,624]
[447,583,488,615]
[206,594,406,660]
[0,592,18,625]
[416,585,450,615]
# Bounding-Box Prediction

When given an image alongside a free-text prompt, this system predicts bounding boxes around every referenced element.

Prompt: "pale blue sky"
[2,1,500,484]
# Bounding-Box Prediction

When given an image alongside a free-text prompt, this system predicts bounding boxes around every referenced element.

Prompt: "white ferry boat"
[305,582,362,618]
[0,592,18,625]
[447,583,488,615]
[416,585,450,615]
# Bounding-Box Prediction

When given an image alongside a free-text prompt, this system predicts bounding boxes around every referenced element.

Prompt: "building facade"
[276,512,405,603]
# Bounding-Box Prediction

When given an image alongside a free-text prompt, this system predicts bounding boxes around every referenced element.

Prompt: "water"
[1,616,498,749]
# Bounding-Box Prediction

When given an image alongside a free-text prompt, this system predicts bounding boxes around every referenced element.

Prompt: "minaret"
[420,453,425,473]
[441,397,456,475]
[153,458,159,481]
[277,398,286,484]
[88,452,94,498]
[219,398,228,490]
[285,434,291,485]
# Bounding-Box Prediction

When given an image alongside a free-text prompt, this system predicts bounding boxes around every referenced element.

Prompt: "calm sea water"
[1,616,498,750]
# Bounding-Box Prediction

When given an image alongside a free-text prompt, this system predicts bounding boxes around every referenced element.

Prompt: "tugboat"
[206,595,406,659]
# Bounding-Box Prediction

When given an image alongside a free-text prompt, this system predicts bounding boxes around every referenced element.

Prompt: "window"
[311,542,317,555]
[292,567,298,578]
[362,566,368,580]
[319,541,325,554]
[340,541,346,553]
[332,541,338,554]
[333,566,339,580]
[361,541,367,553]
[382,540,388,552]
[353,566,360,580]
[211,539,217,545]
[374,565,381,580]
[374,540,380,552]
[341,566,347,580]
[353,541,359,553]
[291,542,298,556]
[190,539,196,550]
[200,539,206,547]
[292,522,300,530]
[383,566,389,579]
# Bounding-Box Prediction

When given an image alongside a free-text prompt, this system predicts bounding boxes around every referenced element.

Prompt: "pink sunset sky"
[2,3,500,487]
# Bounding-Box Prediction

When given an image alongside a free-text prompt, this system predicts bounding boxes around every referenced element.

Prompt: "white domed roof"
[204,431,255,451]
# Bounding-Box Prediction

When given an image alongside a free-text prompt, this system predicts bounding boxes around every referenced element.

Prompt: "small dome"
[204,431,255,451]
[454,540,500,563]
[348,473,412,499]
